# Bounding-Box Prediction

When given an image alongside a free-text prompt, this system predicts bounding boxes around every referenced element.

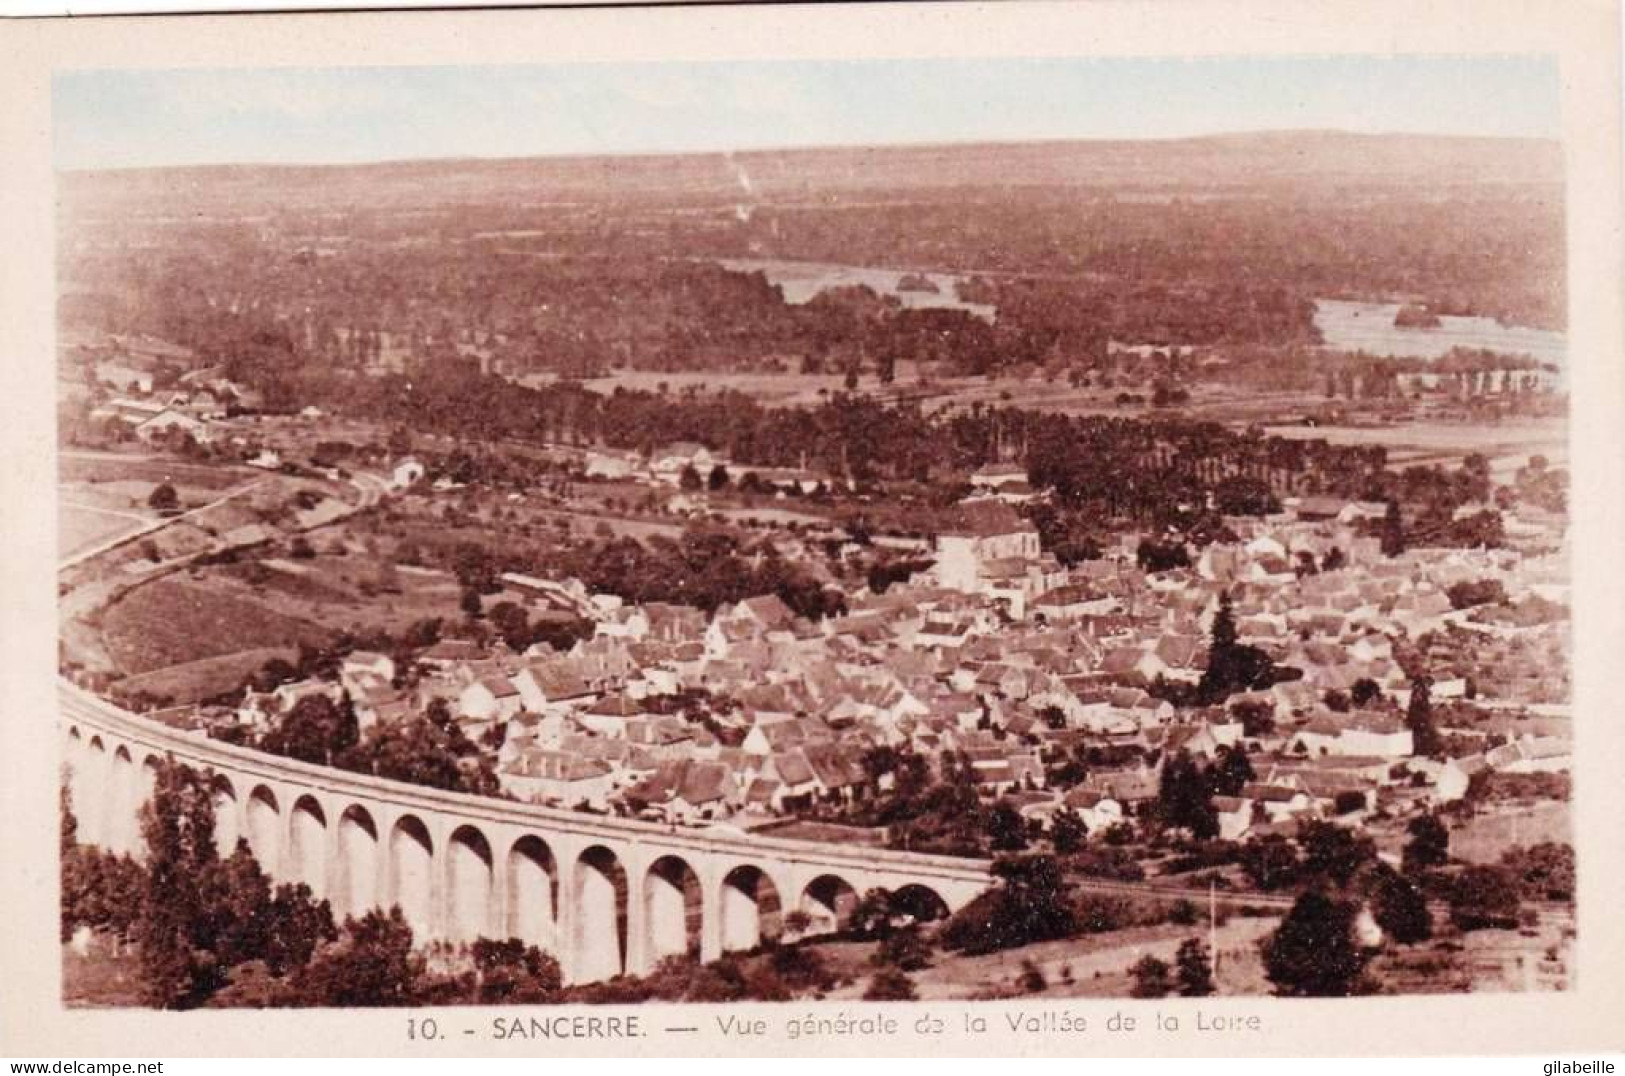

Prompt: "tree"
[1157,750,1218,839]
[1447,579,1507,610]
[1262,892,1373,997]
[1239,834,1301,891]
[1380,499,1406,558]
[1501,842,1575,902]
[135,760,223,1008]
[1449,865,1522,931]
[340,710,495,796]
[1210,590,1238,652]
[1406,676,1442,757]
[1175,938,1216,996]
[1212,744,1255,797]
[939,855,1076,956]
[261,693,357,766]
[1231,699,1275,738]
[706,464,730,492]
[1136,538,1190,574]
[1051,807,1088,854]
[985,801,1030,852]
[1403,812,1450,875]
[1350,678,1382,708]
[872,925,933,972]
[1197,591,1286,705]
[469,937,562,1003]
[678,464,703,492]
[769,942,836,993]
[850,888,896,940]
[1370,866,1432,944]
[148,483,181,513]
[1130,955,1173,998]
[863,967,917,1001]
[294,907,423,1007]
[261,882,339,977]
[1297,820,1376,887]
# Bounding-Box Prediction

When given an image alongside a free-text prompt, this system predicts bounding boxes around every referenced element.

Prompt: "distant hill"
[59,130,1563,219]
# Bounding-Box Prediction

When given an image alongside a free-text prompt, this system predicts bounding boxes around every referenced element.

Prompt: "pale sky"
[53,54,1562,171]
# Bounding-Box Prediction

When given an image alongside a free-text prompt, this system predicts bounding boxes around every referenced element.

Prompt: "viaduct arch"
[59,680,991,984]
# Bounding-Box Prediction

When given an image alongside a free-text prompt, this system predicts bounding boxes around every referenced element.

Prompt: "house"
[135,407,213,444]
[513,661,599,713]
[94,360,154,394]
[671,762,737,822]
[458,675,523,727]
[91,397,164,428]
[1486,736,1571,774]
[623,759,739,823]
[650,442,722,484]
[237,678,343,732]
[577,694,650,738]
[730,594,798,635]
[915,616,978,650]
[1241,782,1314,822]
[934,502,1042,594]
[1340,714,1414,758]
[1085,768,1160,806]
[391,457,426,490]
[340,651,396,692]
[584,448,640,480]
[246,448,283,470]
[418,639,484,668]
[761,750,823,810]
[1432,754,1488,802]
[970,461,1028,490]
[750,467,828,495]
[801,743,869,804]
[1212,796,1253,840]
[1061,788,1125,835]
[1033,585,1115,622]
[346,676,405,733]
[500,750,614,808]
[1295,496,1349,523]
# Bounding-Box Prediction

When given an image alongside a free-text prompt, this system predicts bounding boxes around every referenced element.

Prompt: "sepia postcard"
[1,0,1623,1059]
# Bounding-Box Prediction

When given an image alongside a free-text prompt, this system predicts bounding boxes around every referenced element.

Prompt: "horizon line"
[56,125,1563,177]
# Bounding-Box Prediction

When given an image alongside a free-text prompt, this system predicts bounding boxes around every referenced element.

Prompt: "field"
[1447,801,1571,865]
[110,646,299,706]
[816,916,1280,1001]
[1372,907,1573,994]
[59,454,252,490]
[197,547,550,640]
[561,369,853,408]
[62,936,145,1009]
[1261,415,1566,475]
[99,577,332,675]
[58,451,271,561]
[58,502,147,559]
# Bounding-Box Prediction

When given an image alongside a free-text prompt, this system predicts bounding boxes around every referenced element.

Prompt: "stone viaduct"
[59,680,992,984]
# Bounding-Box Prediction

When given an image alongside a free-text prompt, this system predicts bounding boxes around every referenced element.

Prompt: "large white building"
[932,502,1064,616]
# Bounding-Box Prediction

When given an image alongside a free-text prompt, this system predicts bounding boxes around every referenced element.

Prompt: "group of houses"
[218,487,1569,843]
